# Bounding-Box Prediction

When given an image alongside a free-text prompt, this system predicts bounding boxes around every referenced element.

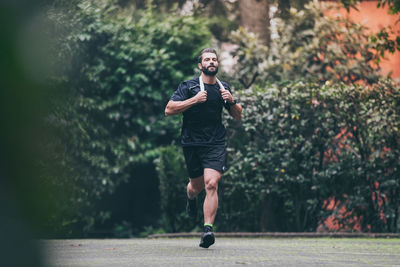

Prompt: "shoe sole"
[199,233,215,248]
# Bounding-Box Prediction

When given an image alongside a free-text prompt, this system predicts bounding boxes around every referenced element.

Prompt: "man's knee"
[205,179,218,192]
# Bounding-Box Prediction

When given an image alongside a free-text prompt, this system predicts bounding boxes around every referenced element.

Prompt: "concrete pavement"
[42,237,400,267]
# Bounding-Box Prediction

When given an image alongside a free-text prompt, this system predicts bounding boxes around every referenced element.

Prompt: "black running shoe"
[186,198,197,219]
[199,226,215,248]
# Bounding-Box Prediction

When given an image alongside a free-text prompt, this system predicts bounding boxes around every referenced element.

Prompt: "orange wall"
[323,1,400,79]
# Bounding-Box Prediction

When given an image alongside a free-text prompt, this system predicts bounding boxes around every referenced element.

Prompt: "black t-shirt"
[170,76,232,146]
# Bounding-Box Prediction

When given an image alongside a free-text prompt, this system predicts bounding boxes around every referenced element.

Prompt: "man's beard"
[201,64,218,76]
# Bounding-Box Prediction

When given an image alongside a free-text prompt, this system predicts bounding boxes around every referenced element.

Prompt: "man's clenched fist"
[195,91,207,103]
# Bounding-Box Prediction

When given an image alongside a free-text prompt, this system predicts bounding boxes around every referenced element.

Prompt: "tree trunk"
[238,0,270,45]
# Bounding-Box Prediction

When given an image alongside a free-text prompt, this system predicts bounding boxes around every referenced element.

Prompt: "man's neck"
[201,73,217,84]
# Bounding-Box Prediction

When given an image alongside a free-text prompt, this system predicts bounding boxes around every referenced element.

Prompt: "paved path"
[43,237,400,267]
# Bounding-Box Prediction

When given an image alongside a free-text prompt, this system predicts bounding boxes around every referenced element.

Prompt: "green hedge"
[221,79,400,232]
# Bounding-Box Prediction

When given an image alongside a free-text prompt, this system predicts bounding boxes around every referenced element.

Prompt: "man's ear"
[198,63,202,70]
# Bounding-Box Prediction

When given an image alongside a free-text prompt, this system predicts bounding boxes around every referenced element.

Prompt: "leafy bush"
[220,79,400,232]
[221,81,336,231]
[324,79,400,232]
[44,0,211,236]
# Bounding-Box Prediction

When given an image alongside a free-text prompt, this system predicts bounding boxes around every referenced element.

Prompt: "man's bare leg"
[199,168,221,248]
[203,168,222,225]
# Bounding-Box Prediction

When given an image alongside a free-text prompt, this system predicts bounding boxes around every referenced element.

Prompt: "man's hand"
[220,88,234,104]
[194,91,207,103]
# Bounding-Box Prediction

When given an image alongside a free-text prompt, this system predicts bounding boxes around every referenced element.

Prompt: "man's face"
[199,52,218,76]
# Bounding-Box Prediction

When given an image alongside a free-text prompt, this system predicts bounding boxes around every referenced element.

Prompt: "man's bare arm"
[228,103,242,121]
[165,91,207,116]
[220,88,242,121]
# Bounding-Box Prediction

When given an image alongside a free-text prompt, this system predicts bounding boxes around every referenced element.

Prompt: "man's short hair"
[198,48,218,64]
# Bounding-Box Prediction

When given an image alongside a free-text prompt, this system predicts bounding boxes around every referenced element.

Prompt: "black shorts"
[182,145,227,178]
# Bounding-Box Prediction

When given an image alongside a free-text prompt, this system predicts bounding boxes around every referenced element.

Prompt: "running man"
[165,48,242,248]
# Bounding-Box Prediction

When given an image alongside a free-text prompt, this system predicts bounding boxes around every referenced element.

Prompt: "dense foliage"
[222,80,400,232]
[230,2,382,88]
[44,0,211,236]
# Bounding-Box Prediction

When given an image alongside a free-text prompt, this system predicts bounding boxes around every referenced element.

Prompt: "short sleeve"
[170,82,189,101]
